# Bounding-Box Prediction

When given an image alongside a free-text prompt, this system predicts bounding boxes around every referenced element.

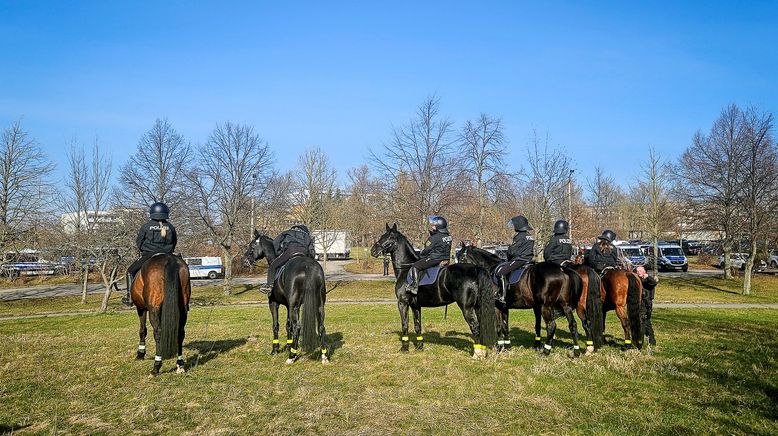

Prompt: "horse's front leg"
[318,295,329,363]
[136,307,147,360]
[497,307,510,352]
[615,304,632,349]
[286,303,301,364]
[412,306,423,350]
[176,309,187,373]
[398,300,410,352]
[149,307,163,375]
[269,300,281,355]
[564,305,580,357]
[533,306,543,349]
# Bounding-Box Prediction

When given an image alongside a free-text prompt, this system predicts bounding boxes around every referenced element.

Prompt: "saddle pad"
[492,263,527,285]
[406,265,443,286]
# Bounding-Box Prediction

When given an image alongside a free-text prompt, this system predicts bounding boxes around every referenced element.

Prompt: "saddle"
[406,261,449,286]
[273,252,307,285]
[492,261,528,285]
[599,266,618,278]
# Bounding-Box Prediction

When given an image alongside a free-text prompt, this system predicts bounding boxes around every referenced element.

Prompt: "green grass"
[658,275,778,303]
[0,304,775,434]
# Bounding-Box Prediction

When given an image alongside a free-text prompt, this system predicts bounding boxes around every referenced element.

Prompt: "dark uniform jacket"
[544,233,573,264]
[273,228,316,258]
[420,230,452,262]
[588,242,620,271]
[136,220,177,255]
[507,231,534,263]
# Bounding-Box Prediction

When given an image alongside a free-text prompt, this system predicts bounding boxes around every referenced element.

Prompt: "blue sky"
[1,1,775,187]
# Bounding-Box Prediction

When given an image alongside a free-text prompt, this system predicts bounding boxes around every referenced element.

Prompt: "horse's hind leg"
[615,305,632,349]
[462,306,485,359]
[269,300,281,355]
[412,306,423,350]
[576,305,592,352]
[564,305,580,357]
[176,310,187,374]
[541,305,556,356]
[533,306,543,349]
[318,298,328,363]
[496,308,510,352]
[136,307,147,360]
[286,304,301,364]
[149,308,163,375]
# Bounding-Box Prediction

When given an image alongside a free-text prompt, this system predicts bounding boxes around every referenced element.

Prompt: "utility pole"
[568,169,575,241]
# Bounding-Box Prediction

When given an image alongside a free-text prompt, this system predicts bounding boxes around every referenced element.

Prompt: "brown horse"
[131,253,191,375]
[568,263,606,352]
[600,268,644,349]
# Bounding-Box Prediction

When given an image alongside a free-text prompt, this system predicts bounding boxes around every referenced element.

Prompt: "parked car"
[1,250,67,279]
[768,250,778,269]
[718,253,748,270]
[184,256,223,279]
[647,244,688,272]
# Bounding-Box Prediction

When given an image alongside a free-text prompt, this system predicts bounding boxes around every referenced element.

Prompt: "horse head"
[371,222,400,257]
[243,229,271,267]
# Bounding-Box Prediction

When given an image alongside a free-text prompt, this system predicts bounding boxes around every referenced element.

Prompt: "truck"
[312,230,352,260]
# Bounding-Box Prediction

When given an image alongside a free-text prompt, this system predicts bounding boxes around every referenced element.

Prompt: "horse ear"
[385,223,390,231]
[253,229,259,239]
[391,222,398,231]
[460,241,465,248]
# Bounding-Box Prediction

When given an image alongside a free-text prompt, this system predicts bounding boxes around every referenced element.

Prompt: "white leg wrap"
[154,355,162,362]
[138,345,146,350]
[543,344,552,350]
[573,345,580,350]
[177,355,184,361]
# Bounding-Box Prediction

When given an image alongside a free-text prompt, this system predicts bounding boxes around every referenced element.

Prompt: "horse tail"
[301,263,322,353]
[585,267,605,349]
[159,256,181,359]
[477,268,497,347]
[627,272,643,350]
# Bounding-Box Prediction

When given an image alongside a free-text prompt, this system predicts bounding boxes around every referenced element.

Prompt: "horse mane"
[467,246,502,264]
[392,230,418,260]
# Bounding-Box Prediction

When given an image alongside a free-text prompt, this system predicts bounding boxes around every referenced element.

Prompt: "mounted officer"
[260,224,316,292]
[543,219,573,265]
[588,229,620,274]
[496,215,535,304]
[405,215,452,295]
[123,202,177,306]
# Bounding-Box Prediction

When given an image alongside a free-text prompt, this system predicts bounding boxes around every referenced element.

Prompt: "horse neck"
[260,236,277,263]
[469,248,500,269]
[391,234,418,271]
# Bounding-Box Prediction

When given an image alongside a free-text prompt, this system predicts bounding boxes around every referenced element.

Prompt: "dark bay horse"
[371,223,497,358]
[456,244,584,356]
[131,253,191,376]
[244,230,329,364]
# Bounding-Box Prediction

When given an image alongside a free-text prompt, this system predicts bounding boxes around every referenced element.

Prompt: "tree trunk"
[81,264,89,304]
[742,239,757,295]
[723,239,733,279]
[652,237,659,278]
[222,244,232,295]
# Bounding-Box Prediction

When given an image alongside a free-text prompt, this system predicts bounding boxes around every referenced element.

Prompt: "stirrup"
[258,283,272,294]
[122,294,133,307]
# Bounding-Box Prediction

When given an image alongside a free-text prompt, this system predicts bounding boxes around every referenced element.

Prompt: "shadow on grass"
[185,338,248,368]
[677,276,740,295]
[0,424,31,433]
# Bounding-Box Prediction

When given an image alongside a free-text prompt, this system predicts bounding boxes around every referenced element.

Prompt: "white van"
[184,256,223,279]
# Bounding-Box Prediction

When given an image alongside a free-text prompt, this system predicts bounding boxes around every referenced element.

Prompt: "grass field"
[0,302,776,435]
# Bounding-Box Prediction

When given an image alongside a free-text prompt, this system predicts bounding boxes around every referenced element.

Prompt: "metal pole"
[568,169,575,240]
[250,197,255,238]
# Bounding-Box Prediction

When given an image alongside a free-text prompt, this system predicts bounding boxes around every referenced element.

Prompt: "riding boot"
[122,273,133,306]
[498,275,507,304]
[406,268,419,295]
[260,265,275,293]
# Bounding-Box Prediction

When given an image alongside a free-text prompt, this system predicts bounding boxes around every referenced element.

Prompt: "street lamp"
[568,169,575,240]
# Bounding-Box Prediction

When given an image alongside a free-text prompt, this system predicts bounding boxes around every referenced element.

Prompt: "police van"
[184,256,223,279]
[647,244,688,272]
[1,250,66,279]
[618,245,647,266]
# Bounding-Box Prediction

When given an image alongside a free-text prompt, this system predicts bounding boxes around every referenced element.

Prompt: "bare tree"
[634,147,672,277]
[291,147,339,269]
[738,106,776,295]
[0,120,54,252]
[371,95,460,243]
[587,166,623,231]
[459,113,508,246]
[186,122,273,294]
[675,104,747,279]
[520,130,571,258]
[119,118,190,207]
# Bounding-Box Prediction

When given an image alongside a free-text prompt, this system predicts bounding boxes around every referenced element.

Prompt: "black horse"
[371,223,497,358]
[243,230,329,364]
[456,243,583,356]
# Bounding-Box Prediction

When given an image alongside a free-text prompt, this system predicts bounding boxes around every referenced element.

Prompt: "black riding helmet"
[598,229,616,243]
[149,202,169,221]
[553,219,569,235]
[509,215,532,232]
[428,215,448,233]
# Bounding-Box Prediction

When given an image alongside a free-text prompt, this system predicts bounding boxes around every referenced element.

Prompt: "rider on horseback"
[123,202,178,306]
[543,219,573,265]
[260,224,316,292]
[496,215,535,304]
[588,229,620,274]
[405,216,452,295]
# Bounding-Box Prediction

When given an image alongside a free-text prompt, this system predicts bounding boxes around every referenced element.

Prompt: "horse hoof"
[472,348,487,360]
[135,352,145,361]
[285,357,297,365]
[573,348,581,358]
[586,345,595,355]
[321,355,330,364]
[542,347,552,356]
[270,349,279,356]
[176,366,186,374]
[414,343,424,351]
